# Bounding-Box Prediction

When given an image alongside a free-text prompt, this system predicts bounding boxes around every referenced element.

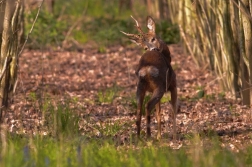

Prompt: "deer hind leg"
[136,81,146,137]
[170,86,178,140]
[155,101,161,140]
[146,88,164,138]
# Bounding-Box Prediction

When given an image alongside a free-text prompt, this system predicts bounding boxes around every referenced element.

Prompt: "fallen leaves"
[4,44,252,150]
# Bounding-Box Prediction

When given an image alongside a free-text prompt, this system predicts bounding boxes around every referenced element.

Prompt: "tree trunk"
[158,0,165,19]
[240,0,251,105]
[146,0,159,18]
[0,1,6,52]
[249,0,252,105]
[230,0,241,98]
[119,0,132,11]
[226,0,241,98]
[0,0,24,121]
[45,0,54,13]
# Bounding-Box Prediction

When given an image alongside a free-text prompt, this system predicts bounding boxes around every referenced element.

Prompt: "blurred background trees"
[24,0,179,50]
[25,0,54,13]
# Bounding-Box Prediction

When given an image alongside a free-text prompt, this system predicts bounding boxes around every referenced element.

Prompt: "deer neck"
[160,41,171,63]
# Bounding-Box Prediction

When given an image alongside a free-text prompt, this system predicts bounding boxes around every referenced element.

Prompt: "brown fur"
[136,50,177,140]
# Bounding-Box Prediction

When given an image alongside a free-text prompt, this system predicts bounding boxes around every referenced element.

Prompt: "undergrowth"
[25,0,180,50]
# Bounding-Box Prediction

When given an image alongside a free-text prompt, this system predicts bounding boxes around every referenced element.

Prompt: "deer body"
[136,50,177,139]
[121,16,178,140]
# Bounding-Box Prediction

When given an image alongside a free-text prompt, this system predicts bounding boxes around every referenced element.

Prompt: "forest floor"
[6,44,252,150]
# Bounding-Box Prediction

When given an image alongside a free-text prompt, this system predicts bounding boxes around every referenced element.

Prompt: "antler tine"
[120,30,141,39]
[130,15,144,35]
[120,30,133,36]
[130,15,139,26]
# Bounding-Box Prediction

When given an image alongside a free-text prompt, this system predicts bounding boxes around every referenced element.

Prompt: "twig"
[62,0,89,45]
[230,0,252,22]
[178,25,198,66]
[18,0,44,57]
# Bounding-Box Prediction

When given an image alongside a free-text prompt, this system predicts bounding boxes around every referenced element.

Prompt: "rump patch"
[138,66,159,77]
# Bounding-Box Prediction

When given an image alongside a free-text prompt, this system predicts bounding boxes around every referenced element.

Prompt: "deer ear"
[146,16,155,34]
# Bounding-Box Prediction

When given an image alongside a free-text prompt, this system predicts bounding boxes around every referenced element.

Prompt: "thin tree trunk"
[0,0,13,121]
[167,0,179,23]
[249,0,252,105]
[45,0,54,13]
[230,0,241,98]
[0,0,23,121]
[0,1,6,52]
[226,0,240,98]
[146,0,153,16]
[240,0,251,105]
[158,0,164,19]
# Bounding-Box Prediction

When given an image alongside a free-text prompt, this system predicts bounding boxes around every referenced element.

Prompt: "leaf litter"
[6,44,252,150]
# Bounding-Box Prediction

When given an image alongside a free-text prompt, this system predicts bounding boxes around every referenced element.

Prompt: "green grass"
[97,85,120,104]
[0,133,252,167]
[1,95,252,167]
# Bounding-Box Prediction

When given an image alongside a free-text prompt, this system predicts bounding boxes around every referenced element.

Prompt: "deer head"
[121,16,168,53]
[120,16,148,50]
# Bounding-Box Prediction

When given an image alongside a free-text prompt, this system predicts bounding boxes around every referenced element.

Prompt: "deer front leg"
[155,101,161,140]
[170,86,178,140]
[136,82,146,138]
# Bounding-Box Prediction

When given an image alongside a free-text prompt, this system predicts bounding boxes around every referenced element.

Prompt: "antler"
[120,15,145,39]
[130,15,144,35]
[120,15,146,46]
[120,31,141,40]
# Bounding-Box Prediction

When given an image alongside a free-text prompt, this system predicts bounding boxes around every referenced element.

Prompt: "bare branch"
[18,0,44,57]
[62,0,89,46]
[231,0,252,21]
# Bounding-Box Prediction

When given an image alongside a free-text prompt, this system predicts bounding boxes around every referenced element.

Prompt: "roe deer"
[121,16,171,63]
[121,16,178,140]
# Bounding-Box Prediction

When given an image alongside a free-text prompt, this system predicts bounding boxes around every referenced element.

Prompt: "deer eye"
[151,38,155,42]
[144,47,148,50]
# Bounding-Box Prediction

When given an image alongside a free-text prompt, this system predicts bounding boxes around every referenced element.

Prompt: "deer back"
[136,50,176,92]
